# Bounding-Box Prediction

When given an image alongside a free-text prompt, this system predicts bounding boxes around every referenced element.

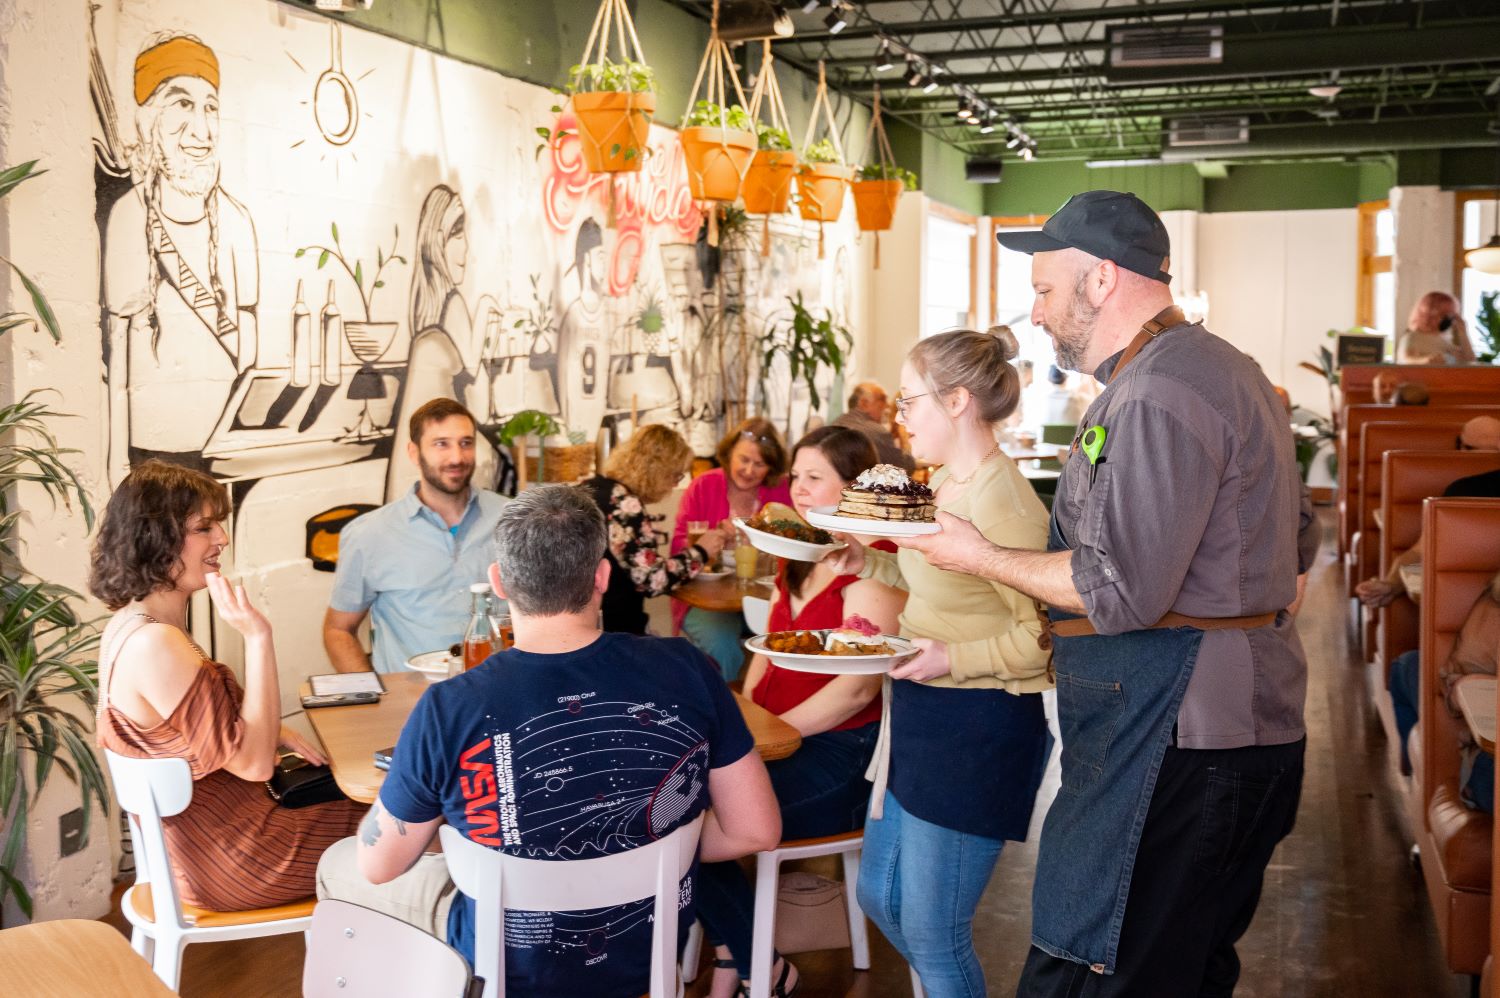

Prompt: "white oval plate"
[695,567,733,581]
[406,649,457,682]
[743,630,919,675]
[733,517,846,563]
[805,505,941,538]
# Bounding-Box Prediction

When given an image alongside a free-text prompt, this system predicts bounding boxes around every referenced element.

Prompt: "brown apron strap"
[1107,304,1185,386]
[1048,610,1277,639]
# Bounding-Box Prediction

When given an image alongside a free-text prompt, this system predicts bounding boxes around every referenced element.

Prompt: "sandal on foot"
[769,958,800,998]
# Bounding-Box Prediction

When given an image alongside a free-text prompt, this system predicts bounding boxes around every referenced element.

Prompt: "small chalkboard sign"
[1335,334,1386,367]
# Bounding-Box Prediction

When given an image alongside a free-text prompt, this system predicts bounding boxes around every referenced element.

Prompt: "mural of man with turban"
[103,32,259,479]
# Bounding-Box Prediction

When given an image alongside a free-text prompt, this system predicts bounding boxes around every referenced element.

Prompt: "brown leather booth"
[1376,452,1500,677]
[1350,421,1465,600]
[1337,405,1499,559]
[1413,498,1500,976]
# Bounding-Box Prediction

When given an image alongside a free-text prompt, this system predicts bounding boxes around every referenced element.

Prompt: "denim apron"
[1029,510,1203,974]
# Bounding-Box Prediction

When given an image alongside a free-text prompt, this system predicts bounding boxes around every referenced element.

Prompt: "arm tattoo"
[359,802,383,847]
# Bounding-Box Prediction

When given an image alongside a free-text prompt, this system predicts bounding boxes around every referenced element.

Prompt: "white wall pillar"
[1390,185,1456,334]
[0,0,114,923]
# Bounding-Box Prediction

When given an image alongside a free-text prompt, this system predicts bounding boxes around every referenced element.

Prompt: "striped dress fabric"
[98,618,364,912]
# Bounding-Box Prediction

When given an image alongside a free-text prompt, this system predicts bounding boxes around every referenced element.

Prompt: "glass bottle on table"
[463,582,498,670]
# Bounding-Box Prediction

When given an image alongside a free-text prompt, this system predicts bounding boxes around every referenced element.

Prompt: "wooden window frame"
[989,214,1049,329]
[1453,188,1500,290]
[927,201,980,329]
[1356,198,1391,330]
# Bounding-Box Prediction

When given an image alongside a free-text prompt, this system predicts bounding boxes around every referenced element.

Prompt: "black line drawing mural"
[288,21,374,178]
[557,217,611,439]
[100,31,260,483]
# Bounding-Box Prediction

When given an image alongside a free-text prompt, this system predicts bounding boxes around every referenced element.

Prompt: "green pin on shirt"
[1082,425,1107,465]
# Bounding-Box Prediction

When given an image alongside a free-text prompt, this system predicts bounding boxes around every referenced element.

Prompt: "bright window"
[1357,199,1393,334]
[1458,195,1500,351]
[923,211,976,337]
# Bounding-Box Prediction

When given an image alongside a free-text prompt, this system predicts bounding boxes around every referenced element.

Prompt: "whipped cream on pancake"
[838,465,936,521]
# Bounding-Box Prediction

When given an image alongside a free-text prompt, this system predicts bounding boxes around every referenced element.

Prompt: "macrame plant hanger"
[859,85,901,268]
[745,39,796,257]
[681,0,754,246]
[800,60,847,259]
[572,0,654,226]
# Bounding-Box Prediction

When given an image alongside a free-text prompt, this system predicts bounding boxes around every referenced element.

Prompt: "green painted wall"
[983,161,1203,216]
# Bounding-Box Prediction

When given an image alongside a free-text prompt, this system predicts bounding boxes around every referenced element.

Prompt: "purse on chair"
[265,755,347,809]
[772,872,852,955]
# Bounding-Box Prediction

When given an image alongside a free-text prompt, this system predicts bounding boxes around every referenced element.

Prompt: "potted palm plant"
[0,160,106,923]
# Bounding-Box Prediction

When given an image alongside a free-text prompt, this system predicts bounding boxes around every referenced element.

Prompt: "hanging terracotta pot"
[743,149,797,214]
[796,163,854,223]
[680,125,757,202]
[572,91,656,174]
[852,178,903,232]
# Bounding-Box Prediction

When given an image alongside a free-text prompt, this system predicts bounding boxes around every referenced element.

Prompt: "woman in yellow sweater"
[828,327,1052,998]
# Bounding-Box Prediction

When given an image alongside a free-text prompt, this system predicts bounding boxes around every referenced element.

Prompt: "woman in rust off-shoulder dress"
[91,460,362,911]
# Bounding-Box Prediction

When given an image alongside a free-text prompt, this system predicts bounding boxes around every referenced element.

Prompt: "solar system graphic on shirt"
[460,694,707,966]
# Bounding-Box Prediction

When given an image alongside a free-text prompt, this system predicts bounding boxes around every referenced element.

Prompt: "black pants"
[1017,738,1306,998]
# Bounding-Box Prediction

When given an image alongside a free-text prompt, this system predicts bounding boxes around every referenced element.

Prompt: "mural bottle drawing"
[320,279,342,387]
[291,280,312,388]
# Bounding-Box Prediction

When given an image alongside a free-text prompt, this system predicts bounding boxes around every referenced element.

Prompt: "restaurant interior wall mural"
[88,0,861,688]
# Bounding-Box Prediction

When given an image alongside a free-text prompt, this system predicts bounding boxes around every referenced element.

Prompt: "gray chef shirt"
[1052,323,1310,749]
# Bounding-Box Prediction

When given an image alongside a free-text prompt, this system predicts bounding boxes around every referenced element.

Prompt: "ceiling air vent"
[1167,116,1248,147]
[1109,25,1223,68]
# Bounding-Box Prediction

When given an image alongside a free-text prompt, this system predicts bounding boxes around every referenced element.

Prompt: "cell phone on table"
[300,691,380,709]
[373,745,395,771]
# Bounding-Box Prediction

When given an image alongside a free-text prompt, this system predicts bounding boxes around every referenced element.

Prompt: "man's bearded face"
[144,75,220,199]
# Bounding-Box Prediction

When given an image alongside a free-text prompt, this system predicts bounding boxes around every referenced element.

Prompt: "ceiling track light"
[1005,135,1021,149]
[800,0,821,13]
[978,119,995,134]
[824,2,847,33]
[922,75,939,94]
[873,40,894,72]
[1021,144,1036,162]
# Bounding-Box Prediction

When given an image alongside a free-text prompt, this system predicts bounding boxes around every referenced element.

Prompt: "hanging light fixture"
[1021,143,1036,161]
[824,1,848,33]
[956,97,974,121]
[873,39,894,72]
[905,57,927,89]
[1466,124,1500,274]
[800,0,821,12]
[978,111,996,134]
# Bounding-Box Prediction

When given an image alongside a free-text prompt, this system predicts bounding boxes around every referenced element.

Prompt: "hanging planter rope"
[743,39,797,256]
[680,0,757,245]
[568,0,656,178]
[795,61,853,259]
[851,86,915,268]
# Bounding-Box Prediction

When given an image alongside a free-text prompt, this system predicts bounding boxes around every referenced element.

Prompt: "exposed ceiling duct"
[1109,25,1222,69]
[1159,114,1496,160]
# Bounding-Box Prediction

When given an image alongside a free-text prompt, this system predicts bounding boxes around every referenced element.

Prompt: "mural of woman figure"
[386,184,499,499]
[556,217,610,442]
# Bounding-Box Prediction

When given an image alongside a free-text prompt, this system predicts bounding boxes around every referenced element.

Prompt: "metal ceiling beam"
[788,0,1390,42]
[841,18,1500,90]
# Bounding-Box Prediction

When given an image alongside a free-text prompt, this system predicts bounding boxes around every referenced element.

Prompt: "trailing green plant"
[0,160,105,923]
[761,292,852,432]
[858,162,919,190]
[801,138,840,165]
[756,122,792,152]
[294,223,405,322]
[495,409,564,447]
[1475,290,1500,364]
[683,100,753,132]
[567,58,656,94]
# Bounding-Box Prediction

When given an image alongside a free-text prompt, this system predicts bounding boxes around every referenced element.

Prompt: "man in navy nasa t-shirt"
[352,484,771,998]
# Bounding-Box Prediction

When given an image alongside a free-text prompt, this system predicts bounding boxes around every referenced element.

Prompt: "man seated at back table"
[323,397,507,673]
[318,484,781,997]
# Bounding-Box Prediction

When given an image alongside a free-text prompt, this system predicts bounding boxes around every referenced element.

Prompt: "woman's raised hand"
[696,527,728,558]
[206,572,273,641]
[822,534,866,577]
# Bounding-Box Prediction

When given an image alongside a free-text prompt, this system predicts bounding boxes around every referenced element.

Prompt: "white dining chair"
[303,899,478,998]
[439,813,705,998]
[105,749,318,991]
[742,595,772,636]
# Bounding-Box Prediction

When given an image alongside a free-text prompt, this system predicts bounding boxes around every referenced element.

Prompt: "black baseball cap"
[996,190,1171,284]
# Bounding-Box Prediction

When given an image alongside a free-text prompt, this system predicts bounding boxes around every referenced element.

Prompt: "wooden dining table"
[671,574,773,613]
[302,671,801,804]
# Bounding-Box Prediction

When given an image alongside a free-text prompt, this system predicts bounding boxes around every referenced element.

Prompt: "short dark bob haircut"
[88,460,231,611]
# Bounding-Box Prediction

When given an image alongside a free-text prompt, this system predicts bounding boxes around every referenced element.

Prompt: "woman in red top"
[695,425,905,998]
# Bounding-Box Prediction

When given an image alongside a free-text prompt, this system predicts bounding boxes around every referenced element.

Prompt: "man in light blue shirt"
[323,398,507,673]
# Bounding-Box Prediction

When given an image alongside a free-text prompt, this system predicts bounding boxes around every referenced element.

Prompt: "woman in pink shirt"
[671,417,791,678]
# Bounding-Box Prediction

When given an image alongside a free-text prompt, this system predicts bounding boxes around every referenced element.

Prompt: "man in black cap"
[896,190,1311,995]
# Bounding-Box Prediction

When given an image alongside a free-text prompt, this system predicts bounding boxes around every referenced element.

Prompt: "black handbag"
[265,755,348,809]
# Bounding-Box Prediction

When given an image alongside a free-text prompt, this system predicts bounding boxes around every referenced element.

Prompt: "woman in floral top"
[583,424,730,635]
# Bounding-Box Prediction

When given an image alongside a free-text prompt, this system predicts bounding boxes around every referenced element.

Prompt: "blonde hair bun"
[987,324,1020,362]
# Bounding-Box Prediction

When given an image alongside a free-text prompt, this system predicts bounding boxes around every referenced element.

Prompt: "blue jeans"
[694,724,879,979]
[682,607,747,681]
[1389,649,1420,772]
[858,790,1005,998]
